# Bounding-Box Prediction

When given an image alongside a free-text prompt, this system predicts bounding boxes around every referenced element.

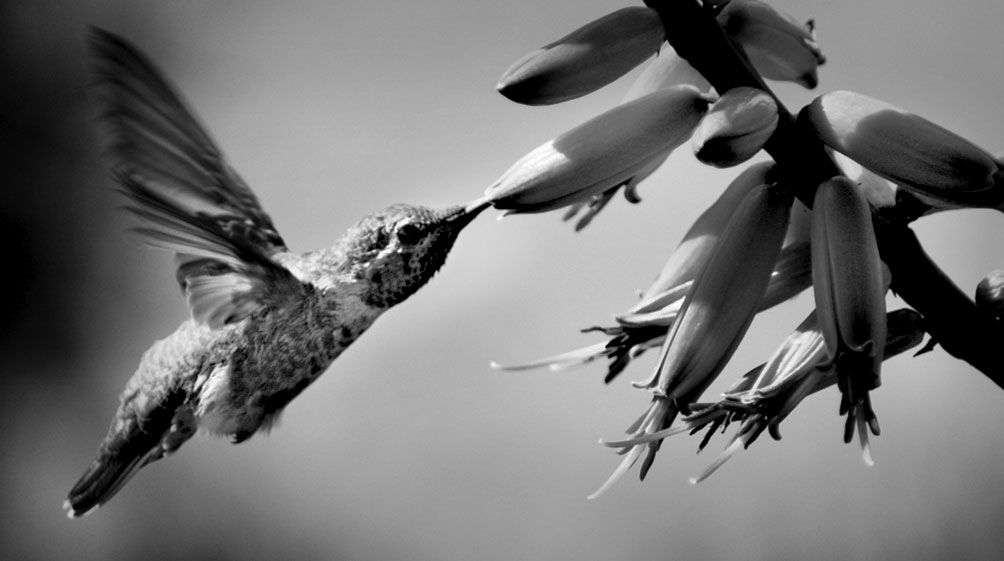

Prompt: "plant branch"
[644,0,1004,388]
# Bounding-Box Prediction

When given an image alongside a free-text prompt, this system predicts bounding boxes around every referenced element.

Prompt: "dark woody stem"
[643,0,1004,388]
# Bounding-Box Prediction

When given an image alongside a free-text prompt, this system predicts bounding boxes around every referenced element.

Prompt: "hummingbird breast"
[201,286,382,441]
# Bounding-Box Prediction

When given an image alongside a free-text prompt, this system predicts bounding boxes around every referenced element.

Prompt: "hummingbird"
[65,28,487,518]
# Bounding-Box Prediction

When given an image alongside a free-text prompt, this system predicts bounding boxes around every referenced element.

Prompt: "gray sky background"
[3,1,1003,560]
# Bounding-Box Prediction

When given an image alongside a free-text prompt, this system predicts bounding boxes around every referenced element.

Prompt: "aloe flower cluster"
[477,0,1004,495]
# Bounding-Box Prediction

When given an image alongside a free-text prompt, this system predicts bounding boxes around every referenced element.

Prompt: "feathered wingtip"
[84,26,199,127]
[84,26,287,256]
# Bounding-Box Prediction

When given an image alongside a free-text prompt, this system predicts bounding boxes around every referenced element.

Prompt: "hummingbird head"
[340,200,487,308]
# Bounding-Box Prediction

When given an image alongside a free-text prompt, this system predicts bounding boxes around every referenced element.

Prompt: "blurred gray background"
[3,0,1003,559]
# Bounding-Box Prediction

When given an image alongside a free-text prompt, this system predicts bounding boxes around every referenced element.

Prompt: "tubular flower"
[622,45,712,102]
[559,46,714,229]
[490,164,812,382]
[717,0,826,89]
[497,7,665,106]
[811,176,887,459]
[590,180,792,497]
[484,86,712,228]
[803,90,1004,208]
[562,52,714,230]
[691,87,778,168]
[635,162,775,306]
[651,308,925,484]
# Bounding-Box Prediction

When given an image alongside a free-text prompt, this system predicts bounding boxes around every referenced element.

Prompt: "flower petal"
[486,86,710,214]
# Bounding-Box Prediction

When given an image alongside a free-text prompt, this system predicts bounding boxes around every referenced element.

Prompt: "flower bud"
[803,90,1002,207]
[485,86,711,214]
[692,87,778,168]
[497,7,665,106]
[976,270,1004,320]
[717,0,826,89]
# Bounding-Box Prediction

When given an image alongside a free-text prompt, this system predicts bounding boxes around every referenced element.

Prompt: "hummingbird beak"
[439,197,491,231]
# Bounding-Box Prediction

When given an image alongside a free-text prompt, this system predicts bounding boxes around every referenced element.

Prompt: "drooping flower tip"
[668,308,925,484]
[840,389,880,466]
[860,430,875,466]
[484,86,711,219]
[692,86,778,168]
[497,7,666,106]
[589,397,677,499]
[689,437,745,485]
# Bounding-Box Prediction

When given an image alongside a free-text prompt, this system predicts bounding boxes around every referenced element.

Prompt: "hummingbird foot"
[228,430,254,445]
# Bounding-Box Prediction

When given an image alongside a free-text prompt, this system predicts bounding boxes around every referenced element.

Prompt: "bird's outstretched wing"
[88,28,307,328]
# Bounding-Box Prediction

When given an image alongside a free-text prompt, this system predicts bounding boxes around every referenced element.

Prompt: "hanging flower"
[591,180,792,497]
[691,86,778,168]
[649,308,925,484]
[811,176,887,459]
[484,86,712,228]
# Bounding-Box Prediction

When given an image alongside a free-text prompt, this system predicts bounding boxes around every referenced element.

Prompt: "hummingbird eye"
[394,222,423,245]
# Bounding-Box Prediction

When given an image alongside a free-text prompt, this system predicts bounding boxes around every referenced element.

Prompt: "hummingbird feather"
[118,173,304,327]
[65,378,193,518]
[87,27,287,257]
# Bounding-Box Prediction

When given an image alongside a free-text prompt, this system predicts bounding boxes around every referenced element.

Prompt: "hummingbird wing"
[119,174,312,327]
[88,29,309,328]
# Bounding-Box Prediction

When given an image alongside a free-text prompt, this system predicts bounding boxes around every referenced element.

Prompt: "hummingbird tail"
[64,387,194,518]
[63,451,148,518]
